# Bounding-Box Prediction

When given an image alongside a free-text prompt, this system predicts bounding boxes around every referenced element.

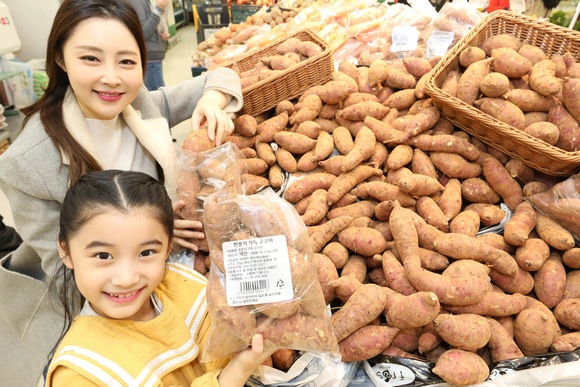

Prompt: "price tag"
[426,30,455,59]
[223,235,294,307]
[391,26,419,53]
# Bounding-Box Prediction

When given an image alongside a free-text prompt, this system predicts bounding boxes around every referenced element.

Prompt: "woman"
[0,1,241,386]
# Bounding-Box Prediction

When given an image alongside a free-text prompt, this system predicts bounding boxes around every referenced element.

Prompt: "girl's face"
[60,209,171,321]
[60,17,143,120]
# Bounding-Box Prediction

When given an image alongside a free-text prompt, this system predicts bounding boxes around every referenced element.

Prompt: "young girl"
[0,1,242,384]
[46,170,272,386]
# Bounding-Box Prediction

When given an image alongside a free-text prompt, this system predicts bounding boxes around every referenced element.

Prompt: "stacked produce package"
[178,8,580,387]
[193,0,484,71]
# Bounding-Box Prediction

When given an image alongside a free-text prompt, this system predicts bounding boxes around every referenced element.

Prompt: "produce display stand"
[425,10,580,176]
[196,1,230,43]
[230,4,266,23]
[225,28,333,116]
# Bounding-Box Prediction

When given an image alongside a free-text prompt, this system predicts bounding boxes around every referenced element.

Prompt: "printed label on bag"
[390,26,419,53]
[370,363,416,386]
[223,235,294,307]
[426,30,455,58]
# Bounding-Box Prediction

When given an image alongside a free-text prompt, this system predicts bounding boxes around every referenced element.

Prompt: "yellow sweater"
[46,263,230,387]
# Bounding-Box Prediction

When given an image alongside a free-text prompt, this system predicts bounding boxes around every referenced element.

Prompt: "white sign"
[223,235,294,307]
[426,30,455,59]
[391,26,419,53]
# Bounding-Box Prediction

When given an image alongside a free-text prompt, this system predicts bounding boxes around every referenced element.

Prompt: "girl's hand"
[217,335,275,387]
[191,90,234,147]
[172,200,204,251]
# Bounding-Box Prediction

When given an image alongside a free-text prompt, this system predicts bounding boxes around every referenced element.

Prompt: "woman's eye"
[81,55,99,62]
[140,249,156,257]
[95,252,112,260]
[120,59,137,65]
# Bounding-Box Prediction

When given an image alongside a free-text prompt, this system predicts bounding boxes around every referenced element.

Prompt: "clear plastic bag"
[527,173,580,242]
[201,185,339,362]
[174,142,246,251]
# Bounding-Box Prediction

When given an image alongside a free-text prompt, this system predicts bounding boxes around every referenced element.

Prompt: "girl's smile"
[104,286,145,303]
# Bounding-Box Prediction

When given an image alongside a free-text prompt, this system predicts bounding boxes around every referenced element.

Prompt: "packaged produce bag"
[201,184,340,362]
[174,141,246,251]
[527,173,580,243]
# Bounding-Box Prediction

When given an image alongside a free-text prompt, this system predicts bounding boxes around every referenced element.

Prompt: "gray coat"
[127,0,167,62]
[0,68,242,387]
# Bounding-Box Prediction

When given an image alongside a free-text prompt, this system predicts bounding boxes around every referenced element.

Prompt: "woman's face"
[60,17,143,120]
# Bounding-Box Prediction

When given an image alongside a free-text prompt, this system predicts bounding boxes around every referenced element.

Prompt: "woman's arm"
[141,68,243,128]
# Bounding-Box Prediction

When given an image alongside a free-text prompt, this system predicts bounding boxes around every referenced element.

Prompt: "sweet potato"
[398,174,444,196]
[341,101,388,121]
[563,248,580,269]
[331,284,388,341]
[505,159,535,184]
[504,89,558,112]
[480,34,522,56]
[257,112,289,143]
[368,60,390,87]
[242,174,270,195]
[534,252,566,309]
[487,318,524,362]
[314,118,338,134]
[504,201,537,246]
[340,255,367,284]
[449,210,480,238]
[444,292,527,317]
[335,111,366,137]
[415,73,430,100]
[321,242,349,269]
[551,332,580,352]
[483,157,523,211]
[327,165,383,205]
[301,189,329,226]
[461,177,501,204]
[480,72,510,97]
[343,93,379,108]
[385,89,418,110]
[315,253,339,304]
[382,250,417,296]
[332,126,354,155]
[328,200,377,220]
[411,148,438,180]
[182,128,215,153]
[234,114,258,137]
[443,260,490,282]
[515,238,550,271]
[523,181,549,197]
[554,298,580,330]
[331,276,362,303]
[274,132,316,155]
[477,233,516,254]
[339,325,400,362]
[551,54,567,78]
[403,57,432,78]
[296,121,321,140]
[524,112,549,128]
[332,70,358,94]
[242,158,268,176]
[318,81,351,105]
[387,68,416,90]
[563,270,580,301]
[529,59,562,97]
[535,214,575,250]
[440,70,461,98]
[434,233,518,277]
[519,44,546,65]
[338,227,387,256]
[276,100,295,116]
[562,77,580,123]
[387,292,440,330]
[366,142,388,168]
[563,52,580,78]
[458,59,493,106]
[489,265,534,294]
[417,196,448,231]
[406,134,480,161]
[297,151,318,172]
[341,127,376,172]
[271,349,297,371]
[387,144,413,170]
[391,327,421,353]
[548,105,580,151]
[434,314,491,352]
[268,164,284,188]
[479,205,506,226]
[284,173,337,203]
[460,47,486,68]
[515,308,557,355]
[240,147,256,159]
[437,179,462,221]
[293,95,323,126]
[432,349,489,386]
[390,205,488,305]
[492,48,532,78]
[276,147,297,173]
[431,152,482,179]
[474,98,526,130]
[358,67,381,95]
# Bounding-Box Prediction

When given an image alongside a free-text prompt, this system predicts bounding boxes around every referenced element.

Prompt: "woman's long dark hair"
[48,170,174,360]
[21,0,148,185]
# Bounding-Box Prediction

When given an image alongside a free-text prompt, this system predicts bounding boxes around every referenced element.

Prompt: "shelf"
[0,71,22,82]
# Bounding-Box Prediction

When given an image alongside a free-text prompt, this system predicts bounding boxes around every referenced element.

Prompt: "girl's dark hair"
[21,0,148,185]
[48,170,174,359]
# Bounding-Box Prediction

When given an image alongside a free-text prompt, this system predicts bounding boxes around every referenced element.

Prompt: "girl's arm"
[216,335,274,387]
[137,68,242,128]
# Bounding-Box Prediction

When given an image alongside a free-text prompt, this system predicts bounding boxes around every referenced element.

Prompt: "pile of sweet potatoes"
[183,57,580,384]
[448,34,580,153]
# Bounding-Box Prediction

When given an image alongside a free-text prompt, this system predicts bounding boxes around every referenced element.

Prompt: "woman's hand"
[217,335,275,387]
[191,90,234,146]
[172,200,204,251]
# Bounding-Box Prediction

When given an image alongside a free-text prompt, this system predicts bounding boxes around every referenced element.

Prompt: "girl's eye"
[95,252,112,260]
[140,249,156,257]
[120,59,137,65]
[80,55,99,62]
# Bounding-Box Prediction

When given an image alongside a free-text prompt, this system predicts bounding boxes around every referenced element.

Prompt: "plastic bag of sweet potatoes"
[200,163,339,363]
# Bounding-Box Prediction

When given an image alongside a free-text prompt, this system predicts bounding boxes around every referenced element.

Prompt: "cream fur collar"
[61,88,177,201]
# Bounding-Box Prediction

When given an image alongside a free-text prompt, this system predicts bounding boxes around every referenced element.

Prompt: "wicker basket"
[226,29,333,117]
[424,10,580,176]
